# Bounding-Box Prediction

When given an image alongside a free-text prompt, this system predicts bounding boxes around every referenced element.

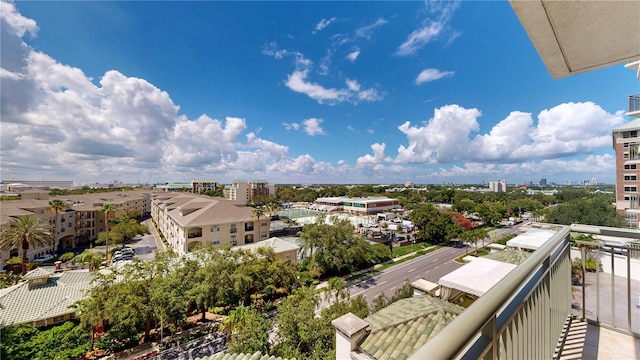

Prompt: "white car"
[34,254,55,262]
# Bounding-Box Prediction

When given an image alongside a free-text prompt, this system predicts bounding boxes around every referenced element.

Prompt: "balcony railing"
[629,93,640,115]
[187,232,202,239]
[569,224,640,336]
[410,226,572,359]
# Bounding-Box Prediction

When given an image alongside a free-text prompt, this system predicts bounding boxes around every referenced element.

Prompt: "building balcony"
[628,93,640,118]
[407,224,640,360]
[187,232,202,239]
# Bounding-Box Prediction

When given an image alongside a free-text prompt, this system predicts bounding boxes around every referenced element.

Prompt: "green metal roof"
[483,249,531,265]
[0,270,93,327]
[359,296,465,360]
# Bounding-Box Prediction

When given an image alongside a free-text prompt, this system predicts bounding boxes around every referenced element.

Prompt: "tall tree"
[99,203,117,263]
[0,216,53,274]
[252,208,264,243]
[47,199,67,253]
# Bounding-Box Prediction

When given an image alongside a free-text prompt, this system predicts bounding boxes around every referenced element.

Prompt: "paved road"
[320,223,527,308]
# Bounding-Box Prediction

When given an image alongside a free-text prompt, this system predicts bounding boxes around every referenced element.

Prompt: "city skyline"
[1,1,636,185]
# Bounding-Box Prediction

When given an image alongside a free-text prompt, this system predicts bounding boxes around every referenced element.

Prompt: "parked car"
[120,247,135,255]
[34,254,55,262]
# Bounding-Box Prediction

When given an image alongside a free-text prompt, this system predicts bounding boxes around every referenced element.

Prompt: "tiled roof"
[22,267,53,280]
[359,296,465,360]
[0,271,93,327]
[165,195,255,227]
[483,249,531,265]
[197,351,294,360]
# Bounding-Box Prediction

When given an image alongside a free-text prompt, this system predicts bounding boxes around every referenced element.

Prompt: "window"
[212,239,220,246]
[210,225,219,232]
[261,221,267,226]
[230,236,237,245]
[261,231,267,239]
[623,130,638,138]
[625,164,638,170]
[625,175,638,181]
[624,186,637,192]
[624,153,630,159]
[625,196,630,201]
[230,224,237,233]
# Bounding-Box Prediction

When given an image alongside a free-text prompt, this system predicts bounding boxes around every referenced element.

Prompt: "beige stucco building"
[151,192,270,256]
[0,190,154,268]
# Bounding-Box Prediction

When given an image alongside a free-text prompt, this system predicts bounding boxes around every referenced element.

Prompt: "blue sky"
[1,1,636,185]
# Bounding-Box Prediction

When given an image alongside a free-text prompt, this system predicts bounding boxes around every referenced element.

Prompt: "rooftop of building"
[613,118,640,132]
[355,295,466,360]
[0,268,93,327]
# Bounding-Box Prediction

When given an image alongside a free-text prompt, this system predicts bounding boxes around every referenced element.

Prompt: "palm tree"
[47,199,67,254]
[264,202,277,221]
[252,208,264,243]
[0,215,54,274]
[74,249,104,271]
[99,203,117,263]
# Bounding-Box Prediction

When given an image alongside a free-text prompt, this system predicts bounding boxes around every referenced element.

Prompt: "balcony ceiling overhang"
[510,0,640,78]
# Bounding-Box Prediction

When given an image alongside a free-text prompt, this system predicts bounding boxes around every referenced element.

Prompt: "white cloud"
[397,1,460,56]
[415,68,454,84]
[246,132,289,159]
[284,69,382,105]
[314,17,336,33]
[346,49,360,62]
[282,122,300,131]
[355,18,388,40]
[394,104,481,163]
[302,118,327,136]
[1,0,37,37]
[362,102,624,167]
[357,143,387,165]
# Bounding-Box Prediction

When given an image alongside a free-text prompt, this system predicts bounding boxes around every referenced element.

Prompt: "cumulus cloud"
[364,102,624,167]
[302,118,327,136]
[357,143,388,165]
[415,68,454,84]
[397,1,460,56]
[1,3,345,183]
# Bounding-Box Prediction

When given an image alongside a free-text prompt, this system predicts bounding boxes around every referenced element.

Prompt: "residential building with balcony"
[223,180,275,202]
[488,180,507,193]
[191,179,218,194]
[151,192,269,256]
[0,190,155,268]
[613,118,640,228]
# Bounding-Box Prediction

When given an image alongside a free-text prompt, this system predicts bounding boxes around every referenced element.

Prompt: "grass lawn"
[392,242,433,258]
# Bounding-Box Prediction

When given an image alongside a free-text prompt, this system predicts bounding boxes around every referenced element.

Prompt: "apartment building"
[0,190,154,268]
[191,179,218,194]
[223,180,275,202]
[488,180,507,193]
[151,192,269,256]
[614,63,640,228]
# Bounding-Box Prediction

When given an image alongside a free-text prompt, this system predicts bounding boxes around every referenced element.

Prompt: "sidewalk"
[144,219,166,252]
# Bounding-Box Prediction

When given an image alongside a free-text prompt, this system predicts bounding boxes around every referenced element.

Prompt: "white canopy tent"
[506,229,557,251]
[438,257,517,300]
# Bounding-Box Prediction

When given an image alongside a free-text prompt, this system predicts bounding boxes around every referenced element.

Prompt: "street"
[318,223,526,310]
